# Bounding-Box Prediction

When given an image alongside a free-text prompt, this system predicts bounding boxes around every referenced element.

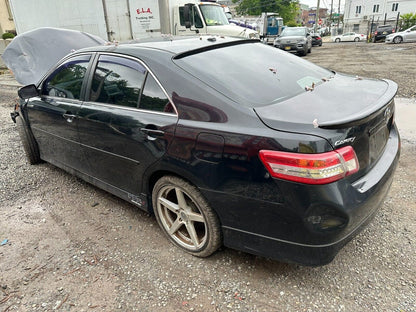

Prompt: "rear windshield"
[173,42,332,107]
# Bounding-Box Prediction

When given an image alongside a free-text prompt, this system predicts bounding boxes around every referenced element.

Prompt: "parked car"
[273,27,312,56]
[385,25,416,43]
[311,33,323,46]
[372,24,395,42]
[11,34,400,266]
[332,32,367,42]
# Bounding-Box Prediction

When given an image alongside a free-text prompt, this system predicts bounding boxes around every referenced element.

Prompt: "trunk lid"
[254,73,398,176]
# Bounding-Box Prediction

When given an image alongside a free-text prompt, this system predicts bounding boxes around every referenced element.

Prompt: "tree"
[232,0,300,25]
[399,12,416,30]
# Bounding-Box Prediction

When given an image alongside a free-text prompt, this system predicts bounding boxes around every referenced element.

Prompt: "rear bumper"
[203,125,400,266]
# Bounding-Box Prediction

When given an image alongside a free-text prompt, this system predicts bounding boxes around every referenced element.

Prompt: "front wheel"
[335,38,340,43]
[393,36,403,44]
[16,115,42,165]
[152,176,222,257]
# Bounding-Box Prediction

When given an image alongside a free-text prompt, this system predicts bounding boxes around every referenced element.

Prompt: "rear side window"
[42,54,91,100]
[140,74,172,113]
[89,55,146,108]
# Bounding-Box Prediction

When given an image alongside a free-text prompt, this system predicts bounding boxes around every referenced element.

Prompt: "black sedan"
[311,33,323,46]
[12,35,399,266]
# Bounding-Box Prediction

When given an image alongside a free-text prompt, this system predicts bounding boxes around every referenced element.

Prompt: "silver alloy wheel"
[156,185,207,250]
[393,36,402,44]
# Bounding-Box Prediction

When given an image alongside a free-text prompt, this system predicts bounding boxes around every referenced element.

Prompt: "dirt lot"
[0,42,415,312]
[304,41,416,98]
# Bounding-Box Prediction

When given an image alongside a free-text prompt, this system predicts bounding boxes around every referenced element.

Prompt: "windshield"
[173,42,332,107]
[281,28,306,37]
[199,4,229,26]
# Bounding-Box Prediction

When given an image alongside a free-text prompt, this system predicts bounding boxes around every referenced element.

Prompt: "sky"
[300,0,345,11]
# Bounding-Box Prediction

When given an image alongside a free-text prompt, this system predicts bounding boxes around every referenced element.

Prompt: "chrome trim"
[96,52,179,116]
[80,101,177,117]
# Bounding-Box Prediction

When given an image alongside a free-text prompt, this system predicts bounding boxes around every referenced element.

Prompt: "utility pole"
[315,0,320,32]
[337,0,341,33]
[329,0,334,34]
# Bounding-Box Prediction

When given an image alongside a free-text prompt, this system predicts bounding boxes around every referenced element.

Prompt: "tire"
[16,115,42,165]
[393,36,402,44]
[354,37,360,42]
[152,175,222,257]
[335,38,340,43]
[308,45,312,53]
[299,46,307,56]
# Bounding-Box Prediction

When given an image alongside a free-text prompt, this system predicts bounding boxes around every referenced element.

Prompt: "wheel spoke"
[185,222,200,247]
[187,211,205,223]
[168,218,182,235]
[158,197,179,214]
[175,188,188,210]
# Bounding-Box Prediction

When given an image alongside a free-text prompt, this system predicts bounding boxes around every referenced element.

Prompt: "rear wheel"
[16,115,41,165]
[152,176,222,257]
[354,37,360,42]
[393,36,402,44]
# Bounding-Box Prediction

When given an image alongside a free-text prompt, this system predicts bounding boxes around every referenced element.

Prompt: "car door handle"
[140,127,165,140]
[63,113,76,123]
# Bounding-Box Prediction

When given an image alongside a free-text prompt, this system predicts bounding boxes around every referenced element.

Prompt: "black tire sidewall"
[16,115,41,165]
[152,175,222,257]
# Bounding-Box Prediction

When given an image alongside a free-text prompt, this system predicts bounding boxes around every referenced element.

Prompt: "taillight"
[259,146,359,185]
[374,31,378,35]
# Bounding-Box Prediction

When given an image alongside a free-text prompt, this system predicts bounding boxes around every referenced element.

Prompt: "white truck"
[9,0,258,41]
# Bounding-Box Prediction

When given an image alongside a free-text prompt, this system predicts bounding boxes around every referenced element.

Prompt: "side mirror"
[18,84,39,100]
[183,4,193,29]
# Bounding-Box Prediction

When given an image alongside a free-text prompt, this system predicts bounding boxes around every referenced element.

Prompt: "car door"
[77,54,178,195]
[405,26,416,42]
[343,33,353,41]
[25,54,92,171]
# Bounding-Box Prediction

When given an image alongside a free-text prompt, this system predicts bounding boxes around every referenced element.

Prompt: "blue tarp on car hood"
[1,27,106,86]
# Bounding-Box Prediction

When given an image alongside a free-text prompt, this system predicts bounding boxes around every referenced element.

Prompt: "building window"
[353,24,360,32]
[355,6,362,14]
[392,3,399,11]
[5,0,13,20]
[373,4,380,13]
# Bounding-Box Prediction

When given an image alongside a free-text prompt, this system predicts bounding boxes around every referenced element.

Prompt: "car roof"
[78,35,251,57]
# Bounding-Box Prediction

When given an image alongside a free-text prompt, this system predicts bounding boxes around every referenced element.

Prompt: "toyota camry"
[8,33,400,266]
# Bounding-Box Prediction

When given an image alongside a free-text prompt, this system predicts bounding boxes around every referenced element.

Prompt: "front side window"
[179,6,203,28]
[42,55,91,100]
[89,55,146,108]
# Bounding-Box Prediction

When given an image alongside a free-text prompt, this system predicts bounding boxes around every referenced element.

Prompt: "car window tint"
[174,42,332,107]
[42,55,91,100]
[139,74,172,113]
[90,55,146,108]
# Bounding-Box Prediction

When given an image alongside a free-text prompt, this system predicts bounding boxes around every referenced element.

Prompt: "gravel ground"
[1,42,416,312]
[305,41,416,98]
